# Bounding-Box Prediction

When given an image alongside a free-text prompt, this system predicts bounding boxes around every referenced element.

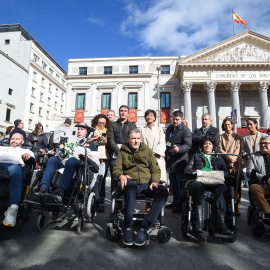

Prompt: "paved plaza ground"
[0,182,270,270]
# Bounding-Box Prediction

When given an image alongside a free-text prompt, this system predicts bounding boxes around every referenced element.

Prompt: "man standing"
[190,113,220,157]
[247,136,270,222]
[10,119,26,140]
[107,105,137,175]
[1,131,34,227]
[165,110,192,213]
[113,129,168,246]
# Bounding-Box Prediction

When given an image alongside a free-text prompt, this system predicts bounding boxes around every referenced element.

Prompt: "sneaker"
[122,227,134,246]
[31,192,43,203]
[134,228,147,246]
[3,204,18,227]
[165,202,177,208]
[42,190,62,204]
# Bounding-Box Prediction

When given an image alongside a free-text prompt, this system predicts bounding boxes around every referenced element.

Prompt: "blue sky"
[1,0,270,71]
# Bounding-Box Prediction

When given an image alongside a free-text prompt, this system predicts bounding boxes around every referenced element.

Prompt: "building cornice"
[65,73,154,80]
[0,50,29,73]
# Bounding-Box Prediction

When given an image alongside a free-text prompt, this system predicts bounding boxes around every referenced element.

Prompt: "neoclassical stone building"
[65,30,270,130]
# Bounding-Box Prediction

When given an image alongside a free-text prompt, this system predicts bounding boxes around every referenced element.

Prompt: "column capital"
[256,81,269,92]
[205,81,217,93]
[227,81,241,92]
[181,81,193,92]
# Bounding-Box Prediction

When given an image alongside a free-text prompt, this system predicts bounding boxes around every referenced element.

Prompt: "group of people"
[1,106,270,248]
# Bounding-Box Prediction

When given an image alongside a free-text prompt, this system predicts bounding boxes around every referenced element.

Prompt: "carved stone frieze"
[200,43,270,62]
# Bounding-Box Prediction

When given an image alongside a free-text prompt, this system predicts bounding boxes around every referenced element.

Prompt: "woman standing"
[89,114,109,212]
[140,109,167,183]
[219,117,243,216]
[242,118,265,187]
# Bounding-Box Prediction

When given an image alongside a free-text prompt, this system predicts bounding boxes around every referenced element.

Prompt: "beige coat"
[140,125,167,182]
[89,131,109,160]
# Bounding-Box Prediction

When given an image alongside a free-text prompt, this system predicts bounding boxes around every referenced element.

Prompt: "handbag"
[196,170,225,185]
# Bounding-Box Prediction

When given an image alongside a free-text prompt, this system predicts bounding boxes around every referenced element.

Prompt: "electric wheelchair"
[0,138,36,230]
[181,153,241,243]
[24,144,99,234]
[247,170,270,238]
[106,178,171,245]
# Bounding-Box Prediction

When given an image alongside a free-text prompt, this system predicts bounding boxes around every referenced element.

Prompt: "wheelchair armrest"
[87,157,99,173]
[0,138,10,147]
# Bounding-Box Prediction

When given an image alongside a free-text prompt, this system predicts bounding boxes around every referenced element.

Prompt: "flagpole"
[232,9,235,36]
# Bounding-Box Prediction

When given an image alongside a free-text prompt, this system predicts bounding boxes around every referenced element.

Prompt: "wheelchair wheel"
[228,228,237,243]
[37,213,45,231]
[49,211,60,220]
[86,192,96,223]
[247,206,254,225]
[252,220,265,238]
[106,226,121,242]
[157,227,171,243]
[77,216,84,235]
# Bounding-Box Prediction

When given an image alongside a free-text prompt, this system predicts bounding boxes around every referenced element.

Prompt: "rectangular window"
[56,74,59,81]
[60,105,63,113]
[8,88,13,95]
[161,65,170,74]
[128,93,138,109]
[76,93,85,110]
[28,119,32,129]
[31,87,35,96]
[5,39,10,45]
[41,78,45,87]
[104,66,112,74]
[61,79,65,86]
[33,71,37,81]
[129,66,138,74]
[101,93,111,109]
[61,93,64,100]
[40,92,43,101]
[39,107,42,115]
[49,68,53,76]
[48,97,51,105]
[79,67,87,75]
[30,103,34,112]
[46,111,49,118]
[161,92,171,109]
[54,102,57,109]
[42,61,47,70]
[33,54,39,63]
[49,83,52,92]
[56,88,58,96]
[5,108,11,122]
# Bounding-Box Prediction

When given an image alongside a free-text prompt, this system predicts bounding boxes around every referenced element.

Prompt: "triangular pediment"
[180,30,270,64]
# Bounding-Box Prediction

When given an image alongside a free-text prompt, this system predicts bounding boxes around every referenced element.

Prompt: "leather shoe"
[165,202,177,208]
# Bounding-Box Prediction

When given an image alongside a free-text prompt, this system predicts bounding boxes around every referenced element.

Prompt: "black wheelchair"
[24,145,99,234]
[106,178,171,245]
[247,170,270,238]
[181,153,241,243]
[0,138,36,230]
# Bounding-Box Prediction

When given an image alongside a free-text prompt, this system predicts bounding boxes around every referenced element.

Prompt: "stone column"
[91,83,97,116]
[257,82,269,128]
[205,81,217,127]
[182,81,193,130]
[229,82,241,126]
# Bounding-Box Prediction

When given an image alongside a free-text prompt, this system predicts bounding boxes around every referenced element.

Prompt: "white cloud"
[121,0,270,55]
[88,15,103,26]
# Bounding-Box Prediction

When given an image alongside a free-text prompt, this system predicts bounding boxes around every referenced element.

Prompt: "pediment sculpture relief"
[200,43,270,62]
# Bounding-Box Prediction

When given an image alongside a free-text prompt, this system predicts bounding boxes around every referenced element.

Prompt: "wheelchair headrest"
[0,138,10,147]
[22,140,33,150]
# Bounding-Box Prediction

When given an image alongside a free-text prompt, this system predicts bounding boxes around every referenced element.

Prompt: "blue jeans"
[40,157,78,193]
[0,163,24,206]
[169,172,185,206]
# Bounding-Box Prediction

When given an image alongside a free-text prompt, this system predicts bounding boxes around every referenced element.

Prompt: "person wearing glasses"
[89,114,110,212]
[247,136,270,223]
[242,118,265,188]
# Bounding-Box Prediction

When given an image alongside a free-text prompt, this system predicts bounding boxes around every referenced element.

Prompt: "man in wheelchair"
[185,138,233,235]
[0,130,34,227]
[247,136,270,223]
[113,128,168,246]
[31,122,99,204]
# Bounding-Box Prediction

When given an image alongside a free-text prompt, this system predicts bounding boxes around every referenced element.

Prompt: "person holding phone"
[89,114,110,212]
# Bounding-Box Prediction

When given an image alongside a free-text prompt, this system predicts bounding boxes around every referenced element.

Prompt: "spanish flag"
[233,11,247,28]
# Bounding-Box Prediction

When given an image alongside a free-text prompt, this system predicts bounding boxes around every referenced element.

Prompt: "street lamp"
[156,66,161,127]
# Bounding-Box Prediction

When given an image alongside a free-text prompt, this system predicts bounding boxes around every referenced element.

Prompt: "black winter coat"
[185,152,230,179]
[165,123,192,173]
[107,119,137,155]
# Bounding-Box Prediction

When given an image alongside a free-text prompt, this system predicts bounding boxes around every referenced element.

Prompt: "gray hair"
[106,110,115,116]
[127,128,141,139]
[202,113,212,121]
[259,136,270,143]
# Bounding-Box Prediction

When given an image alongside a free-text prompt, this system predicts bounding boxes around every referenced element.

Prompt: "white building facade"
[0,24,67,133]
[66,30,270,130]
